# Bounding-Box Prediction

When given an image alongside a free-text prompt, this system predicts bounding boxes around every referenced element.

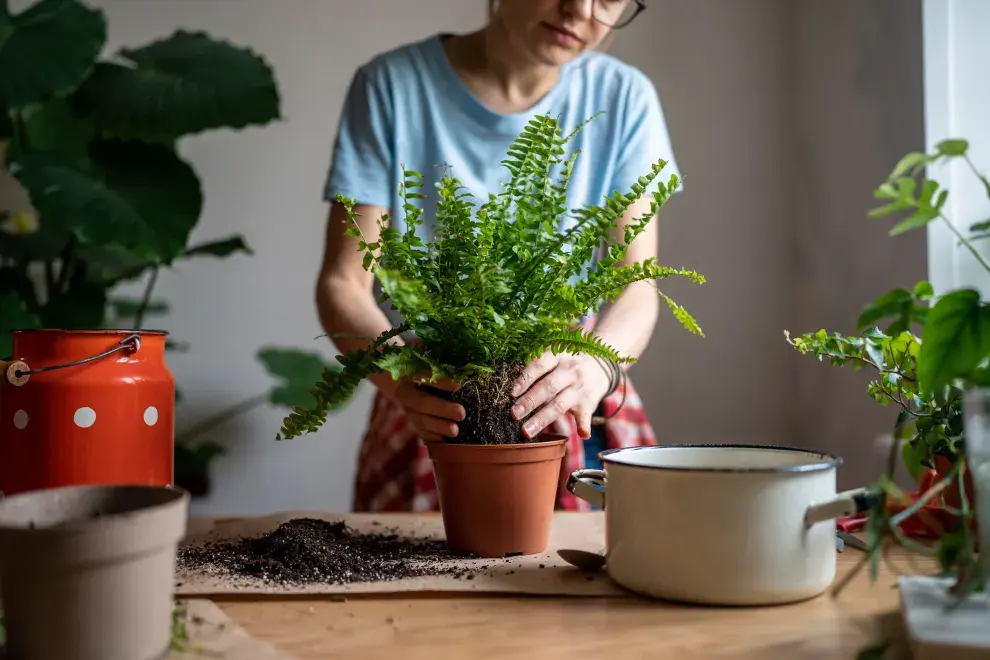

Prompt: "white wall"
[923,0,990,297]
[786,0,927,490]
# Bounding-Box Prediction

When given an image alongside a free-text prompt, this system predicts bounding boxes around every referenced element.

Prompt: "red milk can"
[0,330,174,496]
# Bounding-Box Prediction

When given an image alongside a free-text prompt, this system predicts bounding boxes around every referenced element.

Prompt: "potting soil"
[177,518,479,587]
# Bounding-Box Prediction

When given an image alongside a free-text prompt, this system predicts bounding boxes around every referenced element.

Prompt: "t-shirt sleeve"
[611,70,683,196]
[323,66,394,208]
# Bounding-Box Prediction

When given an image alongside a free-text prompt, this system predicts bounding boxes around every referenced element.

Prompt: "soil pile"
[177,518,477,587]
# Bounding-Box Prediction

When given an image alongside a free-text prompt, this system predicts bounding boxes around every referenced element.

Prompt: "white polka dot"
[143,406,159,426]
[74,407,96,428]
[12,410,28,430]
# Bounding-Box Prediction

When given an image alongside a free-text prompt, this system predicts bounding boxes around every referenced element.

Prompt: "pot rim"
[598,443,843,474]
[0,484,189,534]
[11,328,169,336]
[426,434,567,448]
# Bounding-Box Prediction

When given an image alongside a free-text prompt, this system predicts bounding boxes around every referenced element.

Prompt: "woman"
[318,0,680,512]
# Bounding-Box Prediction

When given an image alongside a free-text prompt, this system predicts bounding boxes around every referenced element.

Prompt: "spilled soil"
[177,518,480,587]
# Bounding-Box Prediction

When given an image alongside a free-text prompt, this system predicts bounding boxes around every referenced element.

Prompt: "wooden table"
[206,515,927,659]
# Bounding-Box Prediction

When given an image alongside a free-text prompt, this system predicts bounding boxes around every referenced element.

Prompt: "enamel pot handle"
[804,488,879,528]
[567,469,606,509]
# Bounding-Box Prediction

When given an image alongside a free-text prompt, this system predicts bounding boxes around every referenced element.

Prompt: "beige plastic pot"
[0,484,189,660]
[567,444,875,606]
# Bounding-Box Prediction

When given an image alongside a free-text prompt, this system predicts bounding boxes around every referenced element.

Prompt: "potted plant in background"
[785,138,990,656]
[171,345,348,497]
[274,113,706,557]
[0,0,351,497]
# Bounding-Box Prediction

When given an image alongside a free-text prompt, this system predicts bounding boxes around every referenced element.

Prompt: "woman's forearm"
[316,274,404,397]
[590,279,660,368]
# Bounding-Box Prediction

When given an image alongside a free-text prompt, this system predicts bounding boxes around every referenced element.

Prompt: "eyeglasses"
[591,0,647,29]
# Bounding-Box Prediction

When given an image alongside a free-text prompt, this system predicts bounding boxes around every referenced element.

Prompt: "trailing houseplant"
[785,138,990,656]
[0,0,351,494]
[275,113,705,555]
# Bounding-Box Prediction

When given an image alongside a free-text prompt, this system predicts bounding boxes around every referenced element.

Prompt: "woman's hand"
[376,375,465,442]
[510,351,611,440]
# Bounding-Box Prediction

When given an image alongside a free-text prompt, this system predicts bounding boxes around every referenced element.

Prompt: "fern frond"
[276,325,409,440]
[660,293,705,337]
[279,112,706,442]
[565,261,705,316]
[521,328,634,366]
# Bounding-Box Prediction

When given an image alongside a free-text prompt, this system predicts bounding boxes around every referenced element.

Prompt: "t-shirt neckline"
[424,33,580,136]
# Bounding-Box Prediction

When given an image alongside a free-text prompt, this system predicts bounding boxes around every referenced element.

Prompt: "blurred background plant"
[0,0,349,495]
[786,138,990,633]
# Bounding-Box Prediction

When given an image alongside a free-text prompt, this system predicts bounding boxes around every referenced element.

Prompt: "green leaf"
[174,439,225,472]
[914,281,934,300]
[661,293,704,337]
[182,235,253,259]
[890,208,939,236]
[0,222,71,263]
[970,219,990,233]
[857,287,912,330]
[166,338,190,352]
[15,97,94,168]
[73,30,280,142]
[0,290,41,356]
[0,0,107,109]
[40,269,106,329]
[257,346,338,409]
[889,151,929,179]
[77,243,153,284]
[936,139,968,157]
[919,289,990,394]
[9,140,203,263]
[901,440,927,483]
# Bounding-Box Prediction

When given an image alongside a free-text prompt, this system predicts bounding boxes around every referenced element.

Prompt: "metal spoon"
[557,548,606,572]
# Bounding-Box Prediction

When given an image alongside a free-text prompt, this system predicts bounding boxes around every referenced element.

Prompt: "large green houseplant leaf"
[0,0,106,109]
[74,30,281,142]
[0,291,41,356]
[257,347,339,408]
[8,139,203,263]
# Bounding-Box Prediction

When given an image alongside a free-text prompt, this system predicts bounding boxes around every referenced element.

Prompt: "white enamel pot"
[566,444,874,606]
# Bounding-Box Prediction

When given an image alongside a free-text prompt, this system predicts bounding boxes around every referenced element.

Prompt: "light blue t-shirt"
[325,33,681,233]
[324,34,680,327]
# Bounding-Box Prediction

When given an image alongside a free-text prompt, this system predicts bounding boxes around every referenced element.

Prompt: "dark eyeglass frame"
[593,0,647,29]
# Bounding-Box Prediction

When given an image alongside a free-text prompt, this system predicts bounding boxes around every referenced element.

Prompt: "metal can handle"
[1,333,142,387]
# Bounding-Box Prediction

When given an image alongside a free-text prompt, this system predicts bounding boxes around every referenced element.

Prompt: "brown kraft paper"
[175,511,625,598]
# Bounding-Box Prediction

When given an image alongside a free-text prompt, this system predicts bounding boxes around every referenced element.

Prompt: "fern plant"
[276,113,706,443]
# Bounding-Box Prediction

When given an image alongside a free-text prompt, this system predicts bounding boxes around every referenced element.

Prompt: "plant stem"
[133,267,159,329]
[889,466,957,528]
[964,155,990,200]
[43,260,55,302]
[941,213,990,274]
[175,392,269,445]
[56,235,77,294]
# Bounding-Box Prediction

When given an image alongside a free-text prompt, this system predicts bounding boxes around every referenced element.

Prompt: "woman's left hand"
[511,351,611,440]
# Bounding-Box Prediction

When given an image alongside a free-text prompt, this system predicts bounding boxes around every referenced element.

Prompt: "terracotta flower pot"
[0,484,189,660]
[426,436,566,557]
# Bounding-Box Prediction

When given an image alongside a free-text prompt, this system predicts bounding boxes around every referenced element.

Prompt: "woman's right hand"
[375,374,465,442]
